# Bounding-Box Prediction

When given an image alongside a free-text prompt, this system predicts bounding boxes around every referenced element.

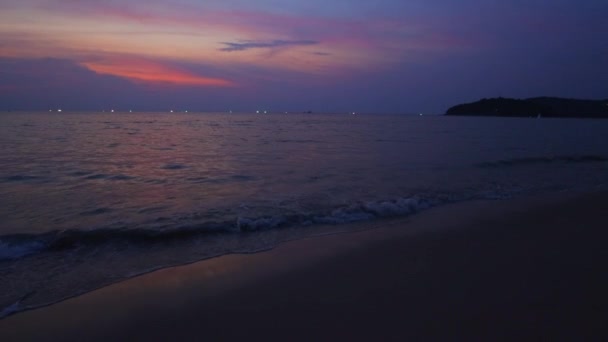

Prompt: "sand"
[1,190,608,341]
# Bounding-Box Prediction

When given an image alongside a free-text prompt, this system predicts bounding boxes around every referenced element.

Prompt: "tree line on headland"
[445,97,608,118]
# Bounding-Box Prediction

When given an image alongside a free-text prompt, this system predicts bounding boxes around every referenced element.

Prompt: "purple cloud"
[219,39,318,52]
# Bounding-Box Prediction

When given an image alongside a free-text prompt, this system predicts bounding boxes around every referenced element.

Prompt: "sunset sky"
[1,0,607,113]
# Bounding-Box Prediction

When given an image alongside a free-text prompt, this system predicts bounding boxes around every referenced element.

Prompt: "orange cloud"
[81,58,234,87]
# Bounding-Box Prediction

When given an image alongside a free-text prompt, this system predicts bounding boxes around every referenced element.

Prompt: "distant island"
[445,97,608,118]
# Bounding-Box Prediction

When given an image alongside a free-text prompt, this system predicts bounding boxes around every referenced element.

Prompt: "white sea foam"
[237,216,287,231]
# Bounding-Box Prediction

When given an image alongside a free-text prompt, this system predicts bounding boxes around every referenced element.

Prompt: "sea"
[1,111,608,317]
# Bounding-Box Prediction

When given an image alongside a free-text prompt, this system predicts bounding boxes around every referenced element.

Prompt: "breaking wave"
[0,196,435,262]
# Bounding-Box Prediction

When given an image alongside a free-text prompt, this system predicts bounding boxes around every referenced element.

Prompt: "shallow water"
[1,112,608,316]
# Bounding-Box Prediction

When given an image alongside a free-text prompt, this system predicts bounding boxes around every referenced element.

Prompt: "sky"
[1,0,607,113]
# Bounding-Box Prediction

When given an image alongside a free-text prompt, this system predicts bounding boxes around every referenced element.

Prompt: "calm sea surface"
[1,111,608,316]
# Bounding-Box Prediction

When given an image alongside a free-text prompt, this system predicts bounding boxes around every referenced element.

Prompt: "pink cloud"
[81,57,235,87]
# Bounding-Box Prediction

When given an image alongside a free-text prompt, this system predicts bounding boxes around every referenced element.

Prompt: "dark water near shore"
[1,111,608,316]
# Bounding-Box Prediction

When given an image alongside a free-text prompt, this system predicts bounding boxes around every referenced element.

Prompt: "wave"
[0,189,524,318]
[478,155,608,168]
[0,196,437,262]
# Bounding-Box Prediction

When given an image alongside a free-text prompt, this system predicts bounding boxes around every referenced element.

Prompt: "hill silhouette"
[446,97,608,118]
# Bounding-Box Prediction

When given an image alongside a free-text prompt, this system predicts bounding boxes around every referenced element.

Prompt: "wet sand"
[1,191,608,341]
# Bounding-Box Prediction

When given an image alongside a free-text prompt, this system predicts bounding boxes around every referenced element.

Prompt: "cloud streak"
[81,57,235,87]
[219,39,319,52]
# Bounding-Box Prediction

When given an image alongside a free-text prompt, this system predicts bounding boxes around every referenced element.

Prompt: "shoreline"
[1,190,608,340]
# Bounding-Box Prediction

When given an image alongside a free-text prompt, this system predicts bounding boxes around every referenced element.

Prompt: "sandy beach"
[1,190,608,341]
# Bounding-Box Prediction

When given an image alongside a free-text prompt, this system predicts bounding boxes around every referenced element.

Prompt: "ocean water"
[1,111,608,316]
